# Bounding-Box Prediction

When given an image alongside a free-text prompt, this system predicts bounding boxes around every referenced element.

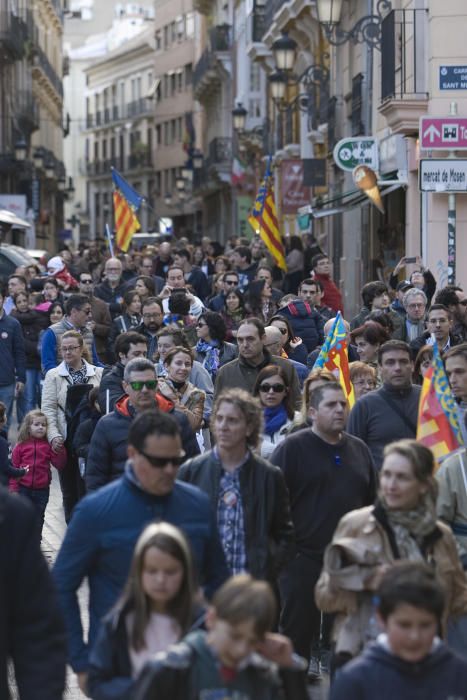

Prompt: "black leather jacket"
[178,450,295,580]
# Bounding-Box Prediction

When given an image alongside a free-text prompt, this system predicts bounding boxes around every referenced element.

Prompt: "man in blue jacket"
[53,409,228,695]
[0,288,26,427]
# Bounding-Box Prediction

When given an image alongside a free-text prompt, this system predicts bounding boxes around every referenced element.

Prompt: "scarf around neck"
[196,338,220,378]
[380,493,438,560]
[263,404,288,436]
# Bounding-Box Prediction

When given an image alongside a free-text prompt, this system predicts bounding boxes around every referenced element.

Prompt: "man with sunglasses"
[207,271,239,312]
[54,410,227,695]
[86,358,199,492]
[179,388,294,583]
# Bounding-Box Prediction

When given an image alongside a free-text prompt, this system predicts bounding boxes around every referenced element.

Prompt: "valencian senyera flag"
[417,341,464,466]
[111,168,144,252]
[248,157,287,272]
[313,311,355,408]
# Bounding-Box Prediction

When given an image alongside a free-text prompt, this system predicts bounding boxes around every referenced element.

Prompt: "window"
[186,12,195,38]
[155,29,162,50]
[249,61,261,92]
[248,97,261,118]
[171,21,177,42]
[164,25,169,49]
[185,63,193,87]
[177,15,185,39]
[170,73,176,95]
[177,69,183,92]
[155,124,161,146]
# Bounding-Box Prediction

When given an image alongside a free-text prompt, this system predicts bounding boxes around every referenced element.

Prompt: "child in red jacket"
[10,410,67,539]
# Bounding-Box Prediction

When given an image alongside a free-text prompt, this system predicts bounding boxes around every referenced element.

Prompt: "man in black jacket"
[270,382,376,674]
[0,487,66,699]
[86,358,199,491]
[98,331,148,413]
[94,257,127,319]
[179,388,294,581]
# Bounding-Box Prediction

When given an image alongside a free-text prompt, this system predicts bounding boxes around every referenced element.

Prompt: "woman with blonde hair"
[41,330,103,521]
[315,439,467,669]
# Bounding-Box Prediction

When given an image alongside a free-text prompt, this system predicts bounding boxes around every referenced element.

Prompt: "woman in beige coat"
[315,439,467,666]
[41,330,103,520]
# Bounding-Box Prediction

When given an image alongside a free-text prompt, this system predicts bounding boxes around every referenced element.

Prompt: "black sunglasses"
[259,383,286,393]
[138,449,186,468]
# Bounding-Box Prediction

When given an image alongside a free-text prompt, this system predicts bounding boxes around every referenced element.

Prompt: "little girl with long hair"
[87,522,203,699]
[10,410,67,537]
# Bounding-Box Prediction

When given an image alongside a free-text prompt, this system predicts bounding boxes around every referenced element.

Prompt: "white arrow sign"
[423,124,441,143]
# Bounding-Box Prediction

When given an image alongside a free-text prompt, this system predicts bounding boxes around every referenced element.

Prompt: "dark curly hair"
[199,311,227,343]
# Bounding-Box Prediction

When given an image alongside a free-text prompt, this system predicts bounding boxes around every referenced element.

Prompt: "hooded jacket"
[277,300,325,352]
[330,639,467,700]
[85,393,200,492]
[10,438,67,491]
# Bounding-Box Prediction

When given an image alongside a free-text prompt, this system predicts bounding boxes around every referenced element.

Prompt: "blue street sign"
[440,66,467,90]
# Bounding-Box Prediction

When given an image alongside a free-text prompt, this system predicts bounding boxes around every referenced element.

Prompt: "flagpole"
[105,223,114,257]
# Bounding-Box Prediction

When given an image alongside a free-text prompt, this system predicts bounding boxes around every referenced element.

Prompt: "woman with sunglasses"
[194,312,237,381]
[253,365,299,460]
[269,315,308,365]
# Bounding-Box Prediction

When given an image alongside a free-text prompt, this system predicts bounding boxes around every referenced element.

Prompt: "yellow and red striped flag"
[313,312,355,408]
[248,159,287,271]
[417,342,463,466]
[111,168,143,252]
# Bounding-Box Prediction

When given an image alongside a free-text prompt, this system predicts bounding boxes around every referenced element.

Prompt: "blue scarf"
[196,338,220,378]
[263,404,288,436]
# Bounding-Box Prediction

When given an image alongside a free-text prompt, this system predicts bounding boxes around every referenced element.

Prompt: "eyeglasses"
[353,379,376,388]
[137,449,186,468]
[62,346,80,353]
[128,380,157,391]
[224,279,238,285]
[80,279,93,284]
[259,383,286,393]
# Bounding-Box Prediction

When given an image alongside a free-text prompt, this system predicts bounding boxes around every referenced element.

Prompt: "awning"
[310,180,407,219]
[0,210,30,228]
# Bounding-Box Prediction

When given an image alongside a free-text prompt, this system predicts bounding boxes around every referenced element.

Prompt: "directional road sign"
[419,159,467,192]
[420,117,467,150]
[333,137,379,172]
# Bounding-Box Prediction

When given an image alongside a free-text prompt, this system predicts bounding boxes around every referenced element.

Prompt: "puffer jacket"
[85,394,200,492]
[41,360,104,442]
[10,438,67,491]
[277,300,324,352]
[315,503,467,657]
[10,308,48,369]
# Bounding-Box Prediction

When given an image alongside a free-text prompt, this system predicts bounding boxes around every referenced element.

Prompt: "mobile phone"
[405,256,417,264]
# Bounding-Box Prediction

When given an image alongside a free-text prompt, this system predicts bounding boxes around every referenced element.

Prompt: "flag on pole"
[231,157,247,186]
[417,342,463,465]
[248,158,287,271]
[111,168,143,252]
[313,312,355,408]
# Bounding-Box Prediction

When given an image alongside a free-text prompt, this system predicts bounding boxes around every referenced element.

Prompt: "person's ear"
[127,444,136,460]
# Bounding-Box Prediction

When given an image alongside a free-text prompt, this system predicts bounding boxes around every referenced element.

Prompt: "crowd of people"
[3,236,467,699]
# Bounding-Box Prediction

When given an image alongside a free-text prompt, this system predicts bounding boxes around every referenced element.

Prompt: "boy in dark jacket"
[330,562,467,699]
[134,574,307,700]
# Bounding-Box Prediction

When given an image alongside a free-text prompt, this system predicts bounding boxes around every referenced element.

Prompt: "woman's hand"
[393,256,406,274]
[51,436,64,453]
[364,564,390,590]
[289,336,303,349]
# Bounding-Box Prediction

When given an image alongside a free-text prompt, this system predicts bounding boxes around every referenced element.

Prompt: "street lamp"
[232,103,248,131]
[269,71,287,102]
[192,149,203,169]
[164,192,173,206]
[316,0,392,49]
[181,164,193,182]
[14,139,27,162]
[33,147,44,169]
[44,159,55,179]
[175,176,185,192]
[58,175,67,192]
[271,32,297,72]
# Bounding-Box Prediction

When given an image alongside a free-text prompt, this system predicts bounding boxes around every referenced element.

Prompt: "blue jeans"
[18,486,50,539]
[0,383,16,433]
[17,368,42,424]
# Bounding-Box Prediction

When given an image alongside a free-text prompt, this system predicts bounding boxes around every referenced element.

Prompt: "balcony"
[246,3,272,63]
[193,25,232,102]
[86,153,154,178]
[126,98,153,118]
[0,11,28,61]
[15,90,40,134]
[378,9,429,135]
[32,43,63,100]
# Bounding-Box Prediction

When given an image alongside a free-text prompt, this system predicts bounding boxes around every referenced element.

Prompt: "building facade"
[0,0,65,250]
